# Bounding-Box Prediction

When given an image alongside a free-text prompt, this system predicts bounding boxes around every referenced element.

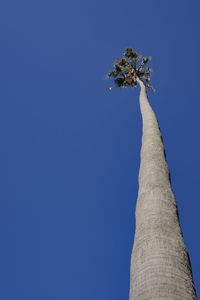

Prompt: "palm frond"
[106,69,119,78]
[144,67,153,74]
[114,77,125,87]
[137,56,152,72]
[123,47,141,62]
[144,83,155,92]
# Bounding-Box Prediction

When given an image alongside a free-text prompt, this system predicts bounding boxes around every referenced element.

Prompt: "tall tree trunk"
[129,79,197,300]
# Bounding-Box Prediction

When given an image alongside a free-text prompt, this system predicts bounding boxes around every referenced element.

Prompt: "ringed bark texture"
[129,79,197,300]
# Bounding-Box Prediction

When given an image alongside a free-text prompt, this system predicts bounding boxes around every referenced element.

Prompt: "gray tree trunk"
[129,79,197,300]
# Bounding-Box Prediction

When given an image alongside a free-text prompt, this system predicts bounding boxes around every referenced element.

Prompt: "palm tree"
[106,48,197,300]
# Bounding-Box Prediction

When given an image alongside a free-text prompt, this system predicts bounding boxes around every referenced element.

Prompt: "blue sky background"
[0,0,200,299]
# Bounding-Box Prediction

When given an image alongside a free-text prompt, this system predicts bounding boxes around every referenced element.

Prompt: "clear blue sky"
[0,0,200,299]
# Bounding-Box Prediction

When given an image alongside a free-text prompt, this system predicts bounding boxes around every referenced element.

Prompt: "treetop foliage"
[106,47,155,92]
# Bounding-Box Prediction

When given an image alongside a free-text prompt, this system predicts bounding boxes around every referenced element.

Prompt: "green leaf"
[144,67,153,73]
[117,58,127,66]
[145,83,155,92]
[114,77,125,87]
[123,47,141,62]
[106,69,119,78]
[137,56,152,72]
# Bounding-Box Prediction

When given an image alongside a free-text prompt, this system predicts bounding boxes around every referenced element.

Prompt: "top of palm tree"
[106,47,155,92]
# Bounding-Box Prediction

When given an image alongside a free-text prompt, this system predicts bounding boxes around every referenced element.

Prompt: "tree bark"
[129,79,197,300]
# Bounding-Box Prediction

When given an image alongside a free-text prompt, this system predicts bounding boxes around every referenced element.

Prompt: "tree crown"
[106,47,155,92]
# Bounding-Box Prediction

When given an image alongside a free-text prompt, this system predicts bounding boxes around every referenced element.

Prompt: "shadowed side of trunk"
[129,79,197,300]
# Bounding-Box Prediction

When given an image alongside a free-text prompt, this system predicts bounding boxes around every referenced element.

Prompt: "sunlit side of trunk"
[129,79,197,300]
